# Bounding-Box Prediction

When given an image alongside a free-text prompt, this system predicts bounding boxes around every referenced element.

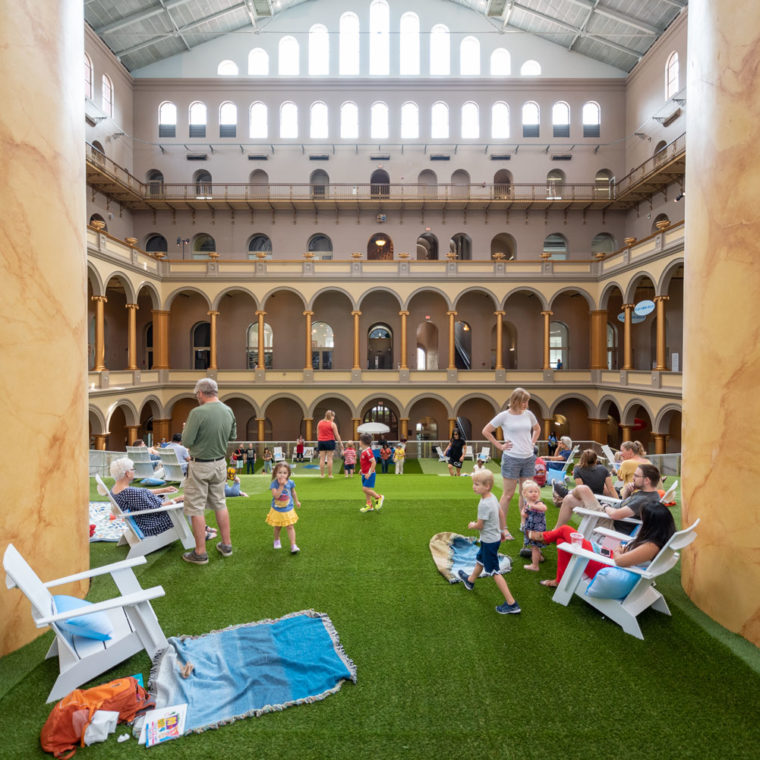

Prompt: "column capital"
[255,310,267,317]
[540,310,553,317]
[207,310,220,317]
[654,295,670,303]
[351,310,362,317]
[622,303,636,311]
[91,295,107,303]
[303,310,314,317]
[125,303,139,310]
[398,310,409,317]
[446,310,457,317]
[493,310,505,316]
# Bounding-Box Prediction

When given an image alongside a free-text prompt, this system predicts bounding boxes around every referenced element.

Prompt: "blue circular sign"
[634,299,656,317]
[617,311,647,324]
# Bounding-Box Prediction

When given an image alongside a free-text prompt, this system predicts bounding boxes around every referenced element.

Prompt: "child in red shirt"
[359,433,384,513]
[343,442,357,478]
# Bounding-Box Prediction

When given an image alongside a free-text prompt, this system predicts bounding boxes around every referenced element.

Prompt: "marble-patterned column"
[399,417,409,440]
[256,311,266,370]
[0,1,88,657]
[351,311,361,370]
[683,0,760,645]
[352,418,361,440]
[540,311,553,370]
[257,418,265,443]
[621,304,634,370]
[151,310,170,369]
[207,310,219,370]
[446,311,457,370]
[398,310,409,369]
[654,296,669,371]
[92,295,107,371]
[589,418,608,446]
[305,417,313,441]
[589,310,607,370]
[303,311,314,370]
[494,311,505,370]
[126,303,139,371]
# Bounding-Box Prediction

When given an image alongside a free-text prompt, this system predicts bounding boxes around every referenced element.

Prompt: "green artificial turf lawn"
[3,470,760,759]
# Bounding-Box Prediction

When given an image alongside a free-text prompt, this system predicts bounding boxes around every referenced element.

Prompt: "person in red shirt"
[343,442,357,478]
[358,433,384,513]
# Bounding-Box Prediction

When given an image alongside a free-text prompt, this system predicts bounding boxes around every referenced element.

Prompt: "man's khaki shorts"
[183,459,227,518]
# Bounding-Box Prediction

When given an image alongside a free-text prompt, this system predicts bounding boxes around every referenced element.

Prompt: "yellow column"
[622,304,634,370]
[589,418,608,446]
[257,418,265,442]
[494,311,505,370]
[305,417,313,441]
[352,418,361,440]
[448,418,456,438]
[256,311,266,370]
[304,310,314,370]
[540,311,553,370]
[151,310,170,369]
[0,0,89,656]
[94,434,108,451]
[653,434,666,455]
[399,418,409,440]
[153,419,171,444]
[92,295,107,371]
[126,425,140,445]
[543,419,552,439]
[590,309,607,370]
[207,310,219,370]
[351,311,361,370]
[447,311,457,370]
[126,303,139,370]
[398,310,409,369]
[654,296,669,371]
[620,424,632,443]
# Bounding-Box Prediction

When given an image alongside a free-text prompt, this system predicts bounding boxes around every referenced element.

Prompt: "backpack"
[41,677,154,758]
[533,457,547,486]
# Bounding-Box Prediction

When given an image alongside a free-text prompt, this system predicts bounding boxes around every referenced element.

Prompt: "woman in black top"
[444,430,466,477]
[572,449,616,496]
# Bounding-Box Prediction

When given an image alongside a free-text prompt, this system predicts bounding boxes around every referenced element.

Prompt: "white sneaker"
[290,545,300,554]
[375,495,385,510]
[273,539,282,549]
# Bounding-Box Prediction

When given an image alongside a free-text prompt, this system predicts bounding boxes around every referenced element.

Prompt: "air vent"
[430,154,450,161]
[370,154,390,161]
[489,154,511,160]
[309,154,329,161]
[186,153,208,161]
[551,154,572,161]
[248,154,268,160]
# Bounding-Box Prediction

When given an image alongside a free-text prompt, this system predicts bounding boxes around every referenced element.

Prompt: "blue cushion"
[585,566,639,600]
[52,595,113,641]
[139,477,166,487]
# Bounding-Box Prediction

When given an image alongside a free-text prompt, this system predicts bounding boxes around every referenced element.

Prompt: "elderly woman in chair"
[529,500,675,588]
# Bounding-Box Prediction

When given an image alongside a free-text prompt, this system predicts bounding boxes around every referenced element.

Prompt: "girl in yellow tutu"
[267,462,301,553]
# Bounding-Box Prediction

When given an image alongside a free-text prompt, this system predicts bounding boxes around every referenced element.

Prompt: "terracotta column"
[543,419,552,439]
[303,310,314,370]
[352,418,361,440]
[448,418,456,438]
[351,310,361,370]
[151,310,170,369]
[654,296,669,371]
[305,417,313,441]
[126,303,139,370]
[540,311,553,370]
[256,310,266,369]
[398,310,409,369]
[620,424,632,443]
[683,0,760,645]
[207,310,219,370]
[399,417,409,440]
[622,304,634,370]
[589,418,608,446]
[590,309,607,370]
[91,295,107,371]
[94,434,108,451]
[653,433,666,455]
[446,311,457,370]
[494,311,505,370]
[126,426,140,445]
[257,417,265,442]
[153,418,171,444]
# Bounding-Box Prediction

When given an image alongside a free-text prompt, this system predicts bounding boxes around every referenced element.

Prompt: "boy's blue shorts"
[476,540,502,574]
[361,472,376,488]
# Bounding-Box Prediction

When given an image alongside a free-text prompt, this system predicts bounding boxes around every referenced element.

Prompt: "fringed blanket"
[148,610,356,734]
[89,501,126,542]
[429,532,512,583]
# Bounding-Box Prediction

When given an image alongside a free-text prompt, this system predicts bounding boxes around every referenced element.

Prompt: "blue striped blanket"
[429,532,512,582]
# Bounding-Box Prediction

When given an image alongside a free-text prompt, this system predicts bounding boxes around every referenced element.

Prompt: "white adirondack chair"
[601,444,620,474]
[546,445,579,484]
[302,446,315,462]
[551,519,700,639]
[463,445,475,461]
[273,446,286,463]
[4,543,168,702]
[126,446,157,480]
[95,475,195,558]
[477,446,491,463]
[158,449,185,482]
[435,446,448,463]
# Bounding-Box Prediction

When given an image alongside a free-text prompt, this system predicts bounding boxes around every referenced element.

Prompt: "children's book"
[138,704,187,747]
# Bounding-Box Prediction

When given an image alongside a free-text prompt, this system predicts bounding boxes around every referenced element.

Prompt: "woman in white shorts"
[482,387,541,540]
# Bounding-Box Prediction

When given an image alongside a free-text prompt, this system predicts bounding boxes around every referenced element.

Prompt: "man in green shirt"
[181,378,237,564]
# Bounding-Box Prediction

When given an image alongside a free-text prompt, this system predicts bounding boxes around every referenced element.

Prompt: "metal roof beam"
[95,0,195,35]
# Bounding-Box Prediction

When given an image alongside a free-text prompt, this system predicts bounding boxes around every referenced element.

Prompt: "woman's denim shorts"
[500,453,536,480]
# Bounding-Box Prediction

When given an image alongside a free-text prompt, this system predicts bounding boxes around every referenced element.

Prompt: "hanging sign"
[634,299,656,317]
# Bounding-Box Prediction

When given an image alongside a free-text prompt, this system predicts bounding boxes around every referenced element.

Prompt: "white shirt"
[489,409,538,459]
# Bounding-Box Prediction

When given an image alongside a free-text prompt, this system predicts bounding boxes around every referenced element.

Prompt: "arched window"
[460,36,480,76]
[606,323,618,370]
[491,102,510,139]
[247,323,273,369]
[84,54,93,100]
[219,102,237,138]
[549,322,568,369]
[451,233,472,261]
[145,234,168,253]
[582,101,601,137]
[249,169,269,197]
[189,101,207,138]
[492,170,512,201]
[311,322,335,370]
[193,234,216,259]
[546,169,565,199]
[309,24,329,75]
[249,102,268,139]
[552,101,570,138]
[665,51,679,99]
[89,213,107,231]
[363,402,398,436]
[280,102,298,139]
[401,102,419,139]
[194,171,212,200]
[431,101,449,139]
[594,169,614,199]
[146,169,164,197]
[490,231,516,259]
[430,24,450,75]
[308,233,333,260]
[310,169,329,198]
[367,324,393,369]
[490,48,510,76]
[369,0,390,76]
[339,12,360,75]
[158,102,176,138]
[101,74,113,118]
[520,59,541,76]
[192,322,211,369]
[247,234,272,259]
[310,101,329,139]
[278,36,299,76]
[371,102,389,139]
[418,169,438,199]
[461,102,479,139]
[591,233,616,255]
[341,102,359,139]
[399,12,420,75]
[248,48,269,75]
[522,101,540,138]
[370,169,390,198]
[543,232,568,259]
[217,59,238,76]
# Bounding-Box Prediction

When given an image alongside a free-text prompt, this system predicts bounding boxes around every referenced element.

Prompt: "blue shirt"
[270,479,296,512]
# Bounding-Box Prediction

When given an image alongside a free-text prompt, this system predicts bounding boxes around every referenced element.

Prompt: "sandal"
[540,579,558,588]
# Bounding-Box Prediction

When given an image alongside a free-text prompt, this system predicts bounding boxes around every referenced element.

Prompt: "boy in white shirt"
[458,469,521,615]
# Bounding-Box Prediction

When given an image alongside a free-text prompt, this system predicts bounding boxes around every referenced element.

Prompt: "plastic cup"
[570,531,583,546]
